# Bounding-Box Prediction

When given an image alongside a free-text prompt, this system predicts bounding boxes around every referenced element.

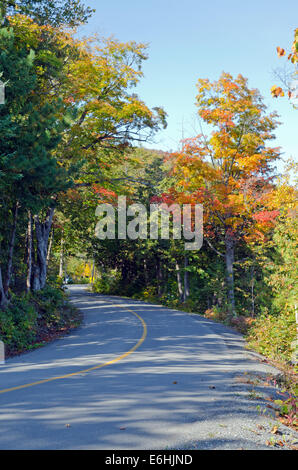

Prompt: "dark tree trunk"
[32,208,55,291]
[183,255,190,302]
[4,201,19,296]
[26,211,33,293]
[157,259,163,297]
[0,266,8,309]
[175,262,184,301]
[121,263,129,286]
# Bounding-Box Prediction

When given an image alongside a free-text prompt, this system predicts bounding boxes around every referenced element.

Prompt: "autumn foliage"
[165,73,281,314]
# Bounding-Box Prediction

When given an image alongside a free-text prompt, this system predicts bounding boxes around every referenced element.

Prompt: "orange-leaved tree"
[166,73,281,316]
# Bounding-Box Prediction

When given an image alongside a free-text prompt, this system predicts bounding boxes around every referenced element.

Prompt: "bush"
[0,285,81,357]
[55,276,64,288]
[77,277,90,284]
[246,310,297,364]
[204,306,228,323]
[132,286,158,302]
[0,294,38,354]
[92,271,121,295]
[32,285,66,327]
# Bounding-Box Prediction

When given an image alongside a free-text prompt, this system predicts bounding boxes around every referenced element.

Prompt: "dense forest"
[0,0,297,417]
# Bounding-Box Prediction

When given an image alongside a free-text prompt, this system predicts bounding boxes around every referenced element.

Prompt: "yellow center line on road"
[0,304,147,395]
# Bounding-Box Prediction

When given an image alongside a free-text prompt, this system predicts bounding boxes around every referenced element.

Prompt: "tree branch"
[205,238,225,257]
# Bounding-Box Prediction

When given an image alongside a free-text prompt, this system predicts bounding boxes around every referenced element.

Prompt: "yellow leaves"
[8,14,41,49]
[291,27,298,63]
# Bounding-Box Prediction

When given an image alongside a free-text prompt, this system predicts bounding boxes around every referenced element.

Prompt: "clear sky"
[79,0,297,168]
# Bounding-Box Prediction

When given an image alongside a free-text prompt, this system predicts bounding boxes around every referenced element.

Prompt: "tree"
[0,13,167,299]
[0,15,74,302]
[263,161,298,315]
[1,0,94,27]
[271,28,298,106]
[165,73,281,316]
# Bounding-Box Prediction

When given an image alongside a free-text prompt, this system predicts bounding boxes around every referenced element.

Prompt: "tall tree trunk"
[91,258,95,284]
[4,201,19,296]
[26,211,33,293]
[121,263,128,285]
[157,259,163,297]
[251,265,255,317]
[32,208,55,291]
[225,231,236,317]
[0,266,8,309]
[175,262,184,301]
[47,228,54,267]
[183,255,190,302]
[59,235,64,278]
[143,259,148,286]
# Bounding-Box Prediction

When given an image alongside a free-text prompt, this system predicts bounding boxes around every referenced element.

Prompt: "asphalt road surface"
[0,285,297,450]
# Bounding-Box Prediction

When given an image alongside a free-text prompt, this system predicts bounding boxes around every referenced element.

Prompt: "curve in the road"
[0,303,147,395]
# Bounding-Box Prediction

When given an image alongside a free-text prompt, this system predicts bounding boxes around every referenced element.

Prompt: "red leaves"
[253,210,280,224]
[93,185,118,204]
[150,192,176,205]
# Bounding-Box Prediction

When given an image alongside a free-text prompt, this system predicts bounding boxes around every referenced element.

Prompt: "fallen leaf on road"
[277,440,284,447]
[271,426,281,435]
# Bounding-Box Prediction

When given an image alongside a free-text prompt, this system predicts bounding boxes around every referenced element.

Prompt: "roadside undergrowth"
[0,285,82,358]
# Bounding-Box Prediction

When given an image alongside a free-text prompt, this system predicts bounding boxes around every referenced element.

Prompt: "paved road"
[0,285,297,450]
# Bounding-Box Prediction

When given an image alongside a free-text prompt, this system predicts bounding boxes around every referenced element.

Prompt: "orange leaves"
[276,46,286,57]
[271,85,285,98]
[166,72,281,247]
[63,96,75,104]
[200,108,235,129]
[93,186,118,205]
[277,30,297,62]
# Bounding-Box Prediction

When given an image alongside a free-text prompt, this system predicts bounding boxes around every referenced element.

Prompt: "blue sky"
[79,0,297,168]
